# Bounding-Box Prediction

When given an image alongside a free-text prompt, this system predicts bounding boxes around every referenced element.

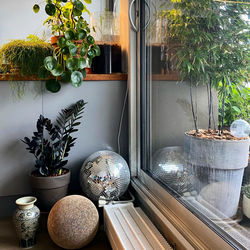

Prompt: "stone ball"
[47,195,99,249]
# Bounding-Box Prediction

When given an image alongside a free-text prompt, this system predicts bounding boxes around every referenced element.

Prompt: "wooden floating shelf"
[0,73,128,82]
[0,72,179,82]
[152,71,180,81]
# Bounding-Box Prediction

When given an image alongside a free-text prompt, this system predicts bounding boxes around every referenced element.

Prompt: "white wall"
[0,0,104,46]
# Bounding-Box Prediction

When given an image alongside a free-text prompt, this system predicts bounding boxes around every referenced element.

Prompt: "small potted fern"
[22,100,86,211]
[242,185,250,219]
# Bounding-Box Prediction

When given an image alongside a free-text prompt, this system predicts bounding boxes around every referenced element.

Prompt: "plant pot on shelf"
[184,133,249,219]
[51,36,61,47]
[243,194,250,219]
[30,169,70,212]
[91,42,122,74]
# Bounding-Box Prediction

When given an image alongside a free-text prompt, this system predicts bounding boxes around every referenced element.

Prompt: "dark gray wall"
[0,81,128,197]
[152,81,218,154]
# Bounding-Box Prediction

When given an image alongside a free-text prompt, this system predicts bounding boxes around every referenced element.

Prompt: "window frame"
[127,0,246,249]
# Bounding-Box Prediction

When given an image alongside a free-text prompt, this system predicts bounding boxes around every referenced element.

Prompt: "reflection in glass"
[143,0,250,247]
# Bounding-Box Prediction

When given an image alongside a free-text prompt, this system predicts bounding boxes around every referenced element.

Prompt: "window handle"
[129,0,138,32]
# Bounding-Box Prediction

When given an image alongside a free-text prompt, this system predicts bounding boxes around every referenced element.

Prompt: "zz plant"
[34,0,100,92]
[22,100,86,176]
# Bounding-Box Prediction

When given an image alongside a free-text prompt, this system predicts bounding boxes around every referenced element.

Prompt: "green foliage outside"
[219,83,250,127]
[164,0,250,132]
[0,36,53,77]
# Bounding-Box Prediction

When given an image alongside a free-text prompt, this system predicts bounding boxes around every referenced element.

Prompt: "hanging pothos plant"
[34,0,100,93]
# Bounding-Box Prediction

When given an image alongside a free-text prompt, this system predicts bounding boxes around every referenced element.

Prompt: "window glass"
[141,0,250,247]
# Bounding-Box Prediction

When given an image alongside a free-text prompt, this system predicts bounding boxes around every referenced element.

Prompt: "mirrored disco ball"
[152,146,193,194]
[80,150,130,201]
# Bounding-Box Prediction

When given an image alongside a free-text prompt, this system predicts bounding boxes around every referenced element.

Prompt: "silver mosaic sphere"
[152,146,192,193]
[80,150,130,201]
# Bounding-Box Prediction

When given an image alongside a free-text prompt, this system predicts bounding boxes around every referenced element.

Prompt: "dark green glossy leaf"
[66,40,74,46]
[92,45,101,56]
[80,46,87,56]
[61,46,69,55]
[78,29,87,40]
[61,71,71,83]
[57,37,66,48]
[87,49,95,58]
[86,35,94,44]
[71,71,83,87]
[46,79,61,93]
[33,4,40,13]
[66,57,79,71]
[44,56,57,71]
[45,4,56,16]
[73,8,82,16]
[65,29,75,40]
[69,44,78,56]
[78,58,86,69]
[74,0,84,11]
[51,64,63,76]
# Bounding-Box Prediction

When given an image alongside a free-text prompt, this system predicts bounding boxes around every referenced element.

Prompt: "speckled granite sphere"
[47,195,99,249]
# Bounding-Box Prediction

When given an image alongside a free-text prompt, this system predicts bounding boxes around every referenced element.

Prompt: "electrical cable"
[117,83,128,155]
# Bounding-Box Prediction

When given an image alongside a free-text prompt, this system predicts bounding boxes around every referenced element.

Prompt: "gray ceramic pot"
[13,196,40,248]
[184,133,249,218]
[30,169,70,211]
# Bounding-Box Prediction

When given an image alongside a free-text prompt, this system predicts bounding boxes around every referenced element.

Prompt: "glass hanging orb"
[230,119,250,138]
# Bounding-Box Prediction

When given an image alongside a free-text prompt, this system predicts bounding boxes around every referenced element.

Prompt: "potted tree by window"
[166,0,249,218]
[22,100,86,211]
[33,0,100,93]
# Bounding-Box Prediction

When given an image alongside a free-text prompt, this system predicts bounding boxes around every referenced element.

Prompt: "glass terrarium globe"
[80,150,130,202]
[230,119,250,138]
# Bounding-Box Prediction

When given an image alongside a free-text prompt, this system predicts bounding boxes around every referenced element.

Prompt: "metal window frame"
[126,0,247,249]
